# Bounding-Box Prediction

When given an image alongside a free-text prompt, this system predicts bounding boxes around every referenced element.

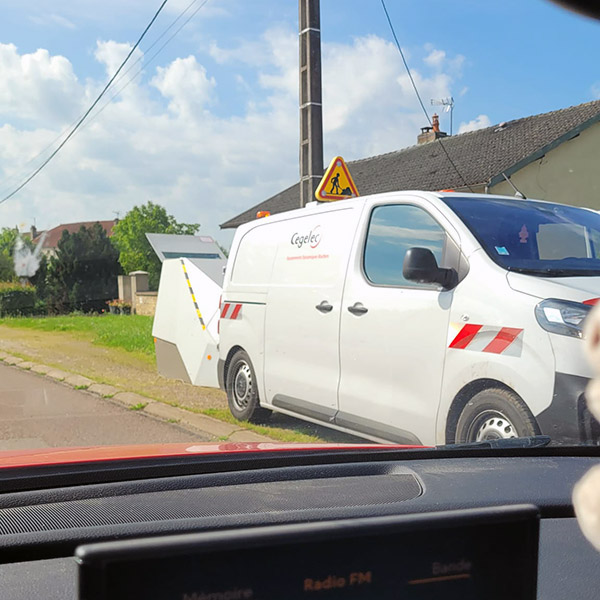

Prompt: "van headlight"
[535,299,592,339]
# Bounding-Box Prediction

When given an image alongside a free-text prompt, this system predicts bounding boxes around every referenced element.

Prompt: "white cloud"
[424,45,464,72]
[209,39,265,66]
[0,43,82,125]
[162,0,233,19]
[16,0,231,27]
[51,13,76,29]
[152,56,216,116]
[257,29,298,97]
[29,13,77,29]
[424,49,446,68]
[0,32,468,246]
[458,114,491,133]
[94,40,144,78]
[321,36,460,157]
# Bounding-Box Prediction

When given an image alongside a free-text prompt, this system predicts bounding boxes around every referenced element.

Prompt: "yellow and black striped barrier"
[180,259,206,330]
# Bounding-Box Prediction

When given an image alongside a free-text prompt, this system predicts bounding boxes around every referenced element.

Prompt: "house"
[220,99,600,229]
[32,220,118,258]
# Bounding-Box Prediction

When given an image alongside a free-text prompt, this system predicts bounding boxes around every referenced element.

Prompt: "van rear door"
[264,205,363,421]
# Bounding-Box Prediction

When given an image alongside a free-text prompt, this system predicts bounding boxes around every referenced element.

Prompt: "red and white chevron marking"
[220,302,242,320]
[448,323,523,355]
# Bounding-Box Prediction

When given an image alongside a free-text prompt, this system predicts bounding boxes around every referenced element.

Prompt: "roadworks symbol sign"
[315,156,359,201]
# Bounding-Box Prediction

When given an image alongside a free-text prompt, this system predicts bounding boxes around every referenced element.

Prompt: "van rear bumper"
[536,373,599,445]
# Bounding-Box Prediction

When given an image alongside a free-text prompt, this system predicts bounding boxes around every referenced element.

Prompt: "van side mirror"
[403,247,458,289]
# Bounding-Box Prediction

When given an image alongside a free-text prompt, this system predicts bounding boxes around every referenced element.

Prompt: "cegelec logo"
[291,225,321,249]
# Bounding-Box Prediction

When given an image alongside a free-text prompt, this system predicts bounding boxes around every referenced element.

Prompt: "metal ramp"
[152,258,222,388]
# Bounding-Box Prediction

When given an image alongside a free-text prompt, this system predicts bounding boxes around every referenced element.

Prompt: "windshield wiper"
[436,435,552,451]
[542,269,600,277]
[508,267,600,277]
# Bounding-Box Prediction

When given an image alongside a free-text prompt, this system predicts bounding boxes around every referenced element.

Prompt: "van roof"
[235,190,544,233]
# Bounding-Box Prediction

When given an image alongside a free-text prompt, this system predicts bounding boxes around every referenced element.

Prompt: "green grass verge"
[201,408,323,443]
[0,314,155,357]
[129,402,148,411]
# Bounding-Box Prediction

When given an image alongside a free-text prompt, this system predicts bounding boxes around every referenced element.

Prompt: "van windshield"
[444,197,600,276]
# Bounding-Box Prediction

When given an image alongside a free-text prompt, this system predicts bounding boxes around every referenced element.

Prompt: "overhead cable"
[0,0,171,205]
[79,0,211,134]
[379,0,474,192]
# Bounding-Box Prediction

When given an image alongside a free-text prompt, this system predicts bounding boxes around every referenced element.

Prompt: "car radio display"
[77,505,539,600]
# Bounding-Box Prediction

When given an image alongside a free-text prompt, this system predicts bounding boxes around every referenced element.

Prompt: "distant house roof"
[34,220,117,249]
[220,99,600,229]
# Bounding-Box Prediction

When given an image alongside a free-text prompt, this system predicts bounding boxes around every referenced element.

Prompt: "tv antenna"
[431,97,455,135]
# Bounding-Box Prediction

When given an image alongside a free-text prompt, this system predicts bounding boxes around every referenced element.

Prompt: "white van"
[217,191,600,446]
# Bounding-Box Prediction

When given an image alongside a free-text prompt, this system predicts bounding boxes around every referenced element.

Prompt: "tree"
[46,223,122,313]
[30,254,49,303]
[0,253,13,281]
[0,227,27,281]
[217,242,229,258]
[111,202,199,289]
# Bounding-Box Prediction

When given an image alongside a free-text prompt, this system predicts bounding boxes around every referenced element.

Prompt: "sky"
[0,0,599,248]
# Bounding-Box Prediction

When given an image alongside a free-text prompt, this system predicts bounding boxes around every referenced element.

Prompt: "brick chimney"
[30,225,37,240]
[417,113,448,145]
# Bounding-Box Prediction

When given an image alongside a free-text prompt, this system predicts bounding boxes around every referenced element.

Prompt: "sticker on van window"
[495,246,509,255]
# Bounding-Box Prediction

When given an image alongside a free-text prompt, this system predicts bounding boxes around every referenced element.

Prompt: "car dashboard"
[0,447,598,599]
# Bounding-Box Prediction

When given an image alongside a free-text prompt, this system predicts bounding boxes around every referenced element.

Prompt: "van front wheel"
[226,350,271,423]
[455,388,538,443]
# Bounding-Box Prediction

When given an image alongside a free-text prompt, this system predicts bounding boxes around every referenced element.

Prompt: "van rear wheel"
[226,350,271,423]
[455,388,538,443]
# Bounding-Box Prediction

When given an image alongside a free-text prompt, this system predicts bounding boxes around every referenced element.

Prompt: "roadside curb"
[0,353,276,443]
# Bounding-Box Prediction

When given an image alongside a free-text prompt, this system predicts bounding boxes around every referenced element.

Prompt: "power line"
[0,0,209,199]
[0,0,171,206]
[379,0,473,192]
[79,0,211,135]
[0,0,206,198]
[0,0,205,197]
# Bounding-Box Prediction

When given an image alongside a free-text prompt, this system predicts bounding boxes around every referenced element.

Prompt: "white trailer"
[151,235,226,388]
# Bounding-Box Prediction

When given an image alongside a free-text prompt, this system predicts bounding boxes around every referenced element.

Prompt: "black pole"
[299,0,324,206]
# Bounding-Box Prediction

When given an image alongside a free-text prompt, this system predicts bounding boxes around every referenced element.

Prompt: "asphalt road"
[0,363,210,450]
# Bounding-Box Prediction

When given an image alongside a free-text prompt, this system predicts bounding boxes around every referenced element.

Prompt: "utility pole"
[299,0,324,207]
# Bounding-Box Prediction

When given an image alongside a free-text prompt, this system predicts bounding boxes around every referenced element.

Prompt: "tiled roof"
[221,99,600,229]
[34,220,117,249]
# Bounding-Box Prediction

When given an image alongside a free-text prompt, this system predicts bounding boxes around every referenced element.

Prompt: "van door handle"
[315,301,333,313]
[348,302,368,316]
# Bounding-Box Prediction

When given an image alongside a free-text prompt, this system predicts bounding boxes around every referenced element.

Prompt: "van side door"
[263,205,363,421]
[337,201,459,445]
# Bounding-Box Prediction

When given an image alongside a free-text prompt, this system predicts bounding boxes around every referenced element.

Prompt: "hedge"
[0,282,37,317]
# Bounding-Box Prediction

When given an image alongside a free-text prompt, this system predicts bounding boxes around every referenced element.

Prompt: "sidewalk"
[0,325,226,412]
[0,325,361,444]
[0,325,276,443]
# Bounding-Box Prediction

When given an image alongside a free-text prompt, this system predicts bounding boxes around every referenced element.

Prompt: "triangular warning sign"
[315,156,359,202]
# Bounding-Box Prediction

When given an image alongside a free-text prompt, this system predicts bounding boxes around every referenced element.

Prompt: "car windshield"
[0,0,599,463]
[444,197,600,276]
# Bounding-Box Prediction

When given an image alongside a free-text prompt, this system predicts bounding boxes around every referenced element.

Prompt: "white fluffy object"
[573,306,600,550]
[573,465,600,551]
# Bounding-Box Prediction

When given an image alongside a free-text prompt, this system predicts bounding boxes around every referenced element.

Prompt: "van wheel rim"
[233,363,252,410]
[468,410,518,442]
